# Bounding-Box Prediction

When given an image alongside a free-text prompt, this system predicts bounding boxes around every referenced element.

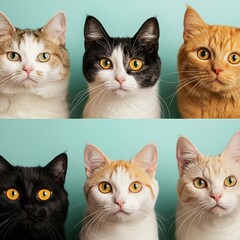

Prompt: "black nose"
[23,205,36,214]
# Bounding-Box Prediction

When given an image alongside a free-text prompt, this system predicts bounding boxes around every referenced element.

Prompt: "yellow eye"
[6,188,19,201]
[99,58,112,69]
[228,53,240,64]
[37,52,50,63]
[197,48,211,60]
[194,178,207,189]
[98,182,112,194]
[37,189,52,201]
[7,52,20,61]
[129,181,142,193]
[129,59,143,71]
[224,176,237,187]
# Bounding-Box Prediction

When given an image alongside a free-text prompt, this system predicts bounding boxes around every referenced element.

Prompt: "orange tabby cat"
[178,7,240,118]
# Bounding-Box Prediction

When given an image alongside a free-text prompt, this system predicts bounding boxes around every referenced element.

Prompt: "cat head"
[83,16,161,97]
[178,7,240,95]
[0,12,69,95]
[0,153,68,237]
[83,144,159,223]
[176,130,240,217]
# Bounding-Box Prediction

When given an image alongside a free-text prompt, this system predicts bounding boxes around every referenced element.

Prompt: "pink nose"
[213,67,222,76]
[23,66,33,74]
[114,199,125,208]
[115,76,125,85]
[210,194,222,202]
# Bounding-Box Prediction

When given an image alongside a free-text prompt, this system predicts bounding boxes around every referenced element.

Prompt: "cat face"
[178,7,240,95]
[83,144,158,223]
[176,130,240,217]
[83,16,161,97]
[0,153,68,238]
[0,12,69,95]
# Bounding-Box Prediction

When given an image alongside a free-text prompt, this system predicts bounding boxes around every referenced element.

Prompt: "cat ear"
[44,153,68,184]
[221,130,240,163]
[0,12,15,36]
[176,136,202,175]
[84,16,110,42]
[41,12,66,45]
[183,6,207,41]
[133,17,159,46]
[0,155,14,172]
[131,144,158,178]
[84,144,110,178]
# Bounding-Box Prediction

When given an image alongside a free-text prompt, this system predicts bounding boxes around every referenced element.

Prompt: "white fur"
[83,47,160,118]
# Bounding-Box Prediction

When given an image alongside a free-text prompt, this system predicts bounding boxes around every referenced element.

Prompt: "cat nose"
[114,199,126,208]
[115,76,125,85]
[212,67,222,76]
[23,66,33,74]
[23,205,36,214]
[210,194,222,202]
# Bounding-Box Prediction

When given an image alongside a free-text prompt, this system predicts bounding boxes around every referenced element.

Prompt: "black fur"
[83,16,161,88]
[0,153,68,240]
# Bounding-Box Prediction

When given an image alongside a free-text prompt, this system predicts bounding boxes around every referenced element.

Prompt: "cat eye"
[6,188,19,201]
[197,48,211,60]
[194,178,207,189]
[37,52,50,63]
[99,58,112,70]
[129,181,142,193]
[98,182,112,194]
[224,176,237,187]
[37,189,52,201]
[129,59,143,71]
[228,53,240,64]
[7,52,21,61]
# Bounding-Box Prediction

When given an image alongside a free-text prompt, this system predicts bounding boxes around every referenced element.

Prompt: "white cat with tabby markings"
[80,144,159,240]
[0,12,69,118]
[176,130,240,240]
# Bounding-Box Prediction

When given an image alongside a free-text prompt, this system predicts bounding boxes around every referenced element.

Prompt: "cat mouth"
[113,209,129,216]
[211,78,225,86]
[209,204,225,212]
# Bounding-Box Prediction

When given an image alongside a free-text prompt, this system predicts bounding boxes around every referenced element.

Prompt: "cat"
[82,16,161,118]
[0,153,69,240]
[80,144,159,240]
[175,130,240,240]
[0,12,70,118]
[177,7,240,118]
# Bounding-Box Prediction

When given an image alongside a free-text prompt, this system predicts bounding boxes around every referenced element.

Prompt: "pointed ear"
[131,144,158,178]
[0,12,15,36]
[44,153,68,184]
[221,130,240,163]
[41,12,66,45]
[176,136,202,175]
[84,16,110,42]
[84,144,110,178]
[133,17,159,47]
[0,155,14,172]
[183,6,207,41]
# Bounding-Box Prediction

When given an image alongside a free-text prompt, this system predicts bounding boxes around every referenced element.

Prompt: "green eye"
[99,58,112,69]
[224,176,237,187]
[7,52,20,61]
[197,48,210,60]
[194,178,207,189]
[37,52,50,62]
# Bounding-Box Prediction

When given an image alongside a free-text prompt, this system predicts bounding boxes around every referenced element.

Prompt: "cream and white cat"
[80,144,159,240]
[176,130,240,240]
[0,12,69,118]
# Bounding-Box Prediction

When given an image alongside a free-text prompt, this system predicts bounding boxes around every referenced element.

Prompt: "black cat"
[0,153,68,240]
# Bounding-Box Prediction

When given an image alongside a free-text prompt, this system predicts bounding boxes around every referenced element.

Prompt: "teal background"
[0,120,239,239]
[0,0,240,117]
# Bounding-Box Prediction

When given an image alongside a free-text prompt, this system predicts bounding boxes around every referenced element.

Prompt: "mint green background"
[0,120,239,239]
[1,0,240,117]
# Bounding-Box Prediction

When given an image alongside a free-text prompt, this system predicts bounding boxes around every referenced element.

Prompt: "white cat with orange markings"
[80,144,159,240]
[176,130,240,240]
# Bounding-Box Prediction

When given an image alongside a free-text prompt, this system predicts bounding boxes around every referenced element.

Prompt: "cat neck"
[81,211,158,240]
[83,82,160,118]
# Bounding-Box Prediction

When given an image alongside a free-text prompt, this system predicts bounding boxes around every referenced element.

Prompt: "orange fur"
[178,7,240,118]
